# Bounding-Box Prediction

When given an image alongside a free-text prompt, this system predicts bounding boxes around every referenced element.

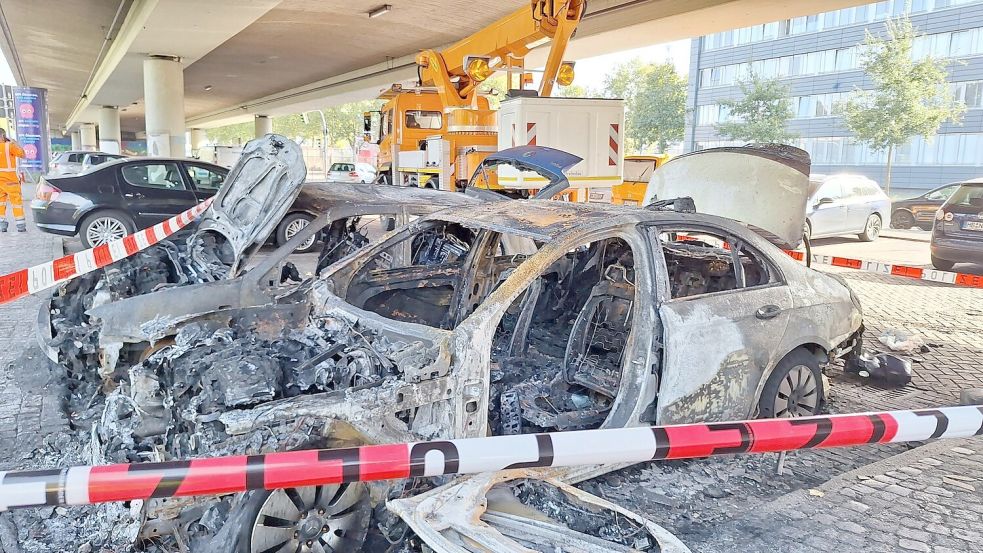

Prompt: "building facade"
[685,0,983,197]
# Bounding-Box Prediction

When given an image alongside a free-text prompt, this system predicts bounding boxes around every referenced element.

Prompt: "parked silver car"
[48,150,125,176]
[805,174,890,242]
[327,161,375,183]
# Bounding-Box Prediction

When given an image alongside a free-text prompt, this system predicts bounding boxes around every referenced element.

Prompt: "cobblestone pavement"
[693,437,983,553]
[0,184,69,467]
[608,265,983,548]
[823,267,983,411]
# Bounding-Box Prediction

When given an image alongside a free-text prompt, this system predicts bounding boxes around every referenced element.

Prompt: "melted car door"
[192,134,307,267]
[651,228,793,424]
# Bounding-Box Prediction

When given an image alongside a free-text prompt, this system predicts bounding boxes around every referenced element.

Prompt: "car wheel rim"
[774,365,819,418]
[250,483,369,553]
[86,217,127,246]
[868,216,881,238]
[285,218,315,250]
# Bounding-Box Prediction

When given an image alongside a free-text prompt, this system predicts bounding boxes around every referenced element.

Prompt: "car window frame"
[924,184,958,201]
[119,161,189,191]
[816,179,844,200]
[643,223,786,304]
[182,162,227,192]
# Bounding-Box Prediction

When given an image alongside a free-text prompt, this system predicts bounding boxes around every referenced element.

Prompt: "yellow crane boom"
[415,0,586,108]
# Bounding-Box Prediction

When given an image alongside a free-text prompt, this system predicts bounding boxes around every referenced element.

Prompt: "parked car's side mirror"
[816,197,834,206]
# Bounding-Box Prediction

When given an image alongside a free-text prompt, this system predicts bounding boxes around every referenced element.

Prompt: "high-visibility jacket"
[0,141,25,184]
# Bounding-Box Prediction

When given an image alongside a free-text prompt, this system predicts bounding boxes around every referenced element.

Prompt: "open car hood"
[191,134,307,272]
[473,145,582,199]
[643,144,811,249]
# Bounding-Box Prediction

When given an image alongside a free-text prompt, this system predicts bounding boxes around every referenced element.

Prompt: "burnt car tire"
[858,214,882,242]
[891,210,915,230]
[277,213,318,253]
[931,255,955,271]
[79,210,136,248]
[758,349,825,418]
[237,482,372,553]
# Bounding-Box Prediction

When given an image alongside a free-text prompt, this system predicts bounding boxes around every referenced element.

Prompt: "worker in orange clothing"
[0,128,26,232]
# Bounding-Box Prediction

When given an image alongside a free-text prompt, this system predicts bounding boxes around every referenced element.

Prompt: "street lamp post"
[301,110,329,179]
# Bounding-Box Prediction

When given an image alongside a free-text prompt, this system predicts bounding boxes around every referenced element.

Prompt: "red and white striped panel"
[0,199,213,305]
[609,123,620,166]
[1,404,980,511]
[785,250,983,289]
[526,122,537,146]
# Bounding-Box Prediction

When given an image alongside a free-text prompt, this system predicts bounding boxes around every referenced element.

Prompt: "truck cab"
[364,87,446,186]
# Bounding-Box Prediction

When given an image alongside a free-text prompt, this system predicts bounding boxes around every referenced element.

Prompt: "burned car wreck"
[39,141,862,552]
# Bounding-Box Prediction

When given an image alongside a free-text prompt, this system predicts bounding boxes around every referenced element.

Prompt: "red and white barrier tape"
[0,199,213,305]
[1,404,980,511]
[785,250,983,289]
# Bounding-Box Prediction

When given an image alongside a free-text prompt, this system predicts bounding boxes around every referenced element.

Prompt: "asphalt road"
[808,228,983,276]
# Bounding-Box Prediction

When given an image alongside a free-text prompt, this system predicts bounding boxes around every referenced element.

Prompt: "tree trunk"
[884,144,894,197]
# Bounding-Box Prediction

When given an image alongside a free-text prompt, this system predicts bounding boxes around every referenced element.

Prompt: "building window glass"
[701,1,983,51]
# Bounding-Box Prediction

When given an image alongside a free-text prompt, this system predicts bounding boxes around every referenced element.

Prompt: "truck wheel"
[758,349,824,418]
[80,210,135,248]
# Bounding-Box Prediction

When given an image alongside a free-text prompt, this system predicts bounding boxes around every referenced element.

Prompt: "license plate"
[964,221,983,231]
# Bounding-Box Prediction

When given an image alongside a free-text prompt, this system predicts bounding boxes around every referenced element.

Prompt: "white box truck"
[496,97,625,198]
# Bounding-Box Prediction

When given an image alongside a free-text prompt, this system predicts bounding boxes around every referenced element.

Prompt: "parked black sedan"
[32,157,228,248]
[891,182,961,230]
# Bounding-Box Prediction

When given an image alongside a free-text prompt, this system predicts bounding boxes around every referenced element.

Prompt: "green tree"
[601,59,686,153]
[323,100,381,157]
[602,58,648,153]
[205,121,252,145]
[632,63,687,152]
[554,83,587,98]
[844,15,965,194]
[715,71,796,144]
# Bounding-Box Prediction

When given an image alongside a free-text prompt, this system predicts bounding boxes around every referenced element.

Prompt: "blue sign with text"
[12,86,49,172]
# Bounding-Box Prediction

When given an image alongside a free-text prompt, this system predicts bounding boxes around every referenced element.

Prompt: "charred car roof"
[429,198,759,242]
[293,181,482,213]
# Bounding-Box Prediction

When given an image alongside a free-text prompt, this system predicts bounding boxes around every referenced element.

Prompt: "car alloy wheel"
[249,483,370,553]
[860,214,881,241]
[284,217,316,251]
[774,364,820,418]
[86,216,129,246]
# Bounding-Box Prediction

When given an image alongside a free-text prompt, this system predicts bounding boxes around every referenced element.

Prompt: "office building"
[685,0,983,196]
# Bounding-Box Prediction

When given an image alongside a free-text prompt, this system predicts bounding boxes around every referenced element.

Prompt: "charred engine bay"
[39,223,693,552]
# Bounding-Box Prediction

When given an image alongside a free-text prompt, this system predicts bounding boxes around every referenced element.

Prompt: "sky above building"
[0,52,15,86]
[573,39,691,92]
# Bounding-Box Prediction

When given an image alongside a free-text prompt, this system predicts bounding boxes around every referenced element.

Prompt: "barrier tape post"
[1,405,981,511]
[0,199,213,305]
[785,249,983,289]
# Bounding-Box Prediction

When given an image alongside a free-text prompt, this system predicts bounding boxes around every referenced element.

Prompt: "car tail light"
[944,211,954,222]
[349,171,358,177]
[35,179,61,202]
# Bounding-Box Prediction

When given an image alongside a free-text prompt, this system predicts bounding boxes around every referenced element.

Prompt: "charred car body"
[39,140,862,552]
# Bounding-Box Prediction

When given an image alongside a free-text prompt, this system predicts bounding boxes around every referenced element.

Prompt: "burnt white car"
[43,144,862,552]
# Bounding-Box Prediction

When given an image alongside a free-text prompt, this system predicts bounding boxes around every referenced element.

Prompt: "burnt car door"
[650,225,793,424]
[117,160,199,228]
